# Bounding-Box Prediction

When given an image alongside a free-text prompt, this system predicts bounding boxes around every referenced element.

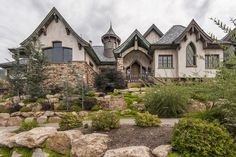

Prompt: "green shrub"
[36,98,47,104]
[16,120,39,133]
[84,97,97,110]
[13,147,33,157]
[144,84,190,118]
[171,118,236,157]
[129,82,142,88]
[0,99,5,103]
[167,152,181,157]
[0,108,9,113]
[135,112,161,127]
[20,107,32,112]
[70,105,81,112]
[95,68,126,93]
[59,113,83,131]
[22,98,37,104]
[91,104,101,111]
[92,110,120,131]
[0,147,13,157]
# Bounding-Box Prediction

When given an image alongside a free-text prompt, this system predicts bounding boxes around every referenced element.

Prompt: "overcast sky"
[0,0,235,63]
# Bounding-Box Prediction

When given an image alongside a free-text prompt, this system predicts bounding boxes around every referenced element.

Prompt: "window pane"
[205,55,219,69]
[186,43,196,66]
[43,48,53,62]
[53,47,63,63]
[64,48,72,63]
[53,41,62,48]
[158,55,173,68]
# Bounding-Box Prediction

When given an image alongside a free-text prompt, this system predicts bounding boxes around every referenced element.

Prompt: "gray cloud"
[0,0,234,64]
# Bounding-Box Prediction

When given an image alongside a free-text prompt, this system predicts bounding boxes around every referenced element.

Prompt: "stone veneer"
[44,61,97,88]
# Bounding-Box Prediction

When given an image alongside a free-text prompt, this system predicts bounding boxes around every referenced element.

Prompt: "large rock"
[78,111,89,118]
[71,133,110,157]
[44,111,54,117]
[64,130,83,143]
[11,151,22,157]
[32,148,49,157]
[9,127,57,148]
[0,113,10,126]
[24,117,35,123]
[31,103,42,112]
[48,116,61,123]
[152,145,172,157]
[104,146,151,157]
[21,112,34,118]
[7,116,22,126]
[12,96,21,104]
[102,96,127,110]
[37,115,48,124]
[45,132,71,154]
[0,132,15,147]
[188,100,206,112]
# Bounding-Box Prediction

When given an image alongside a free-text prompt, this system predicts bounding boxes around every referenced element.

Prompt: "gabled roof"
[143,24,163,38]
[173,19,213,44]
[222,28,236,43]
[114,29,150,54]
[157,25,186,44]
[21,7,89,46]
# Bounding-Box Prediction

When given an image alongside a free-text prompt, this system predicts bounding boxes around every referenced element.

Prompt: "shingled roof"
[143,24,163,38]
[157,25,186,44]
[92,46,116,63]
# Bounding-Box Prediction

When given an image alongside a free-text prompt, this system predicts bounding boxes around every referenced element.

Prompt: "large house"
[0,7,225,86]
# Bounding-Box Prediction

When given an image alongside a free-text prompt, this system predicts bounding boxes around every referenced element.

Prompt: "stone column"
[117,57,124,72]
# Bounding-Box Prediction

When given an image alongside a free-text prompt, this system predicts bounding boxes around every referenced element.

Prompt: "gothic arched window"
[186,42,196,66]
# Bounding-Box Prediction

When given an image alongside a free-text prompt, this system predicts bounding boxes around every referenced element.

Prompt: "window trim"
[158,55,174,69]
[205,54,220,69]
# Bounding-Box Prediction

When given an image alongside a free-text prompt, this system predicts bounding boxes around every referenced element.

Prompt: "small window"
[158,55,173,68]
[63,48,72,63]
[205,55,219,69]
[53,41,62,48]
[186,43,197,67]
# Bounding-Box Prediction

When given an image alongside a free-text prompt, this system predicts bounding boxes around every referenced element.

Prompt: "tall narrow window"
[186,43,196,67]
[205,54,219,69]
[158,55,173,68]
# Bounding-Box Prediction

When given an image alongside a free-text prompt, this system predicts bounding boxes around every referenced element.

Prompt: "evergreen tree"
[24,42,48,98]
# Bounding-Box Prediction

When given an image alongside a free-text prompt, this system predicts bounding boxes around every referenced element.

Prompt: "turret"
[101,23,121,58]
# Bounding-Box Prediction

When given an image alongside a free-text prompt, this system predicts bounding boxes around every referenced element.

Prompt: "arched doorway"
[126,61,147,81]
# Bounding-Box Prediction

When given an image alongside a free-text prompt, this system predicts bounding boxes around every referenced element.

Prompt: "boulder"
[188,100,206,112]
[64,130,83,143]
[54,112,65,117]
[0,132,15,147]
[128,88,140,92]
[37,116,48,124]
[152,145,172,157]
[32,148,49,157]
[11,112,21,117]
[71,133,110,157]
[24,117,35,123]
[21,112,34,118]
[78,111,89,118]
[53,103,60,111]
[7,116,22,126]
[44,111,54,117]
[104,146,151,157]
[48,98,59,103]
[9,127,57,148]
[45,132,71,154]
[103,96,127,110]
[48,116,61,123]
[34,111,44,117]
[12,96,21,104]
[11,151,22,157]
[31,103,42,112]
[0,113,10,126]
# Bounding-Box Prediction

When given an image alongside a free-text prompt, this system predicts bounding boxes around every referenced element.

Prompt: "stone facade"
[45,61,97,88]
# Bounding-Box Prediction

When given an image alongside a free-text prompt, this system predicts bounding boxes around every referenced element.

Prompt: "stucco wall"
[145,30,160,44]
[154,49,178,78]
[123,50,150,69]
[178,33,223,78]
[38,19,86,62]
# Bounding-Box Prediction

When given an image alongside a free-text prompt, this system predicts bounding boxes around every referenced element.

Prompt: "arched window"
[43,41,72,63]
[186,42,196,66]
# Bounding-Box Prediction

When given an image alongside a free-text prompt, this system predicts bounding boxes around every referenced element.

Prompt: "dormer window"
[43,41,72,63]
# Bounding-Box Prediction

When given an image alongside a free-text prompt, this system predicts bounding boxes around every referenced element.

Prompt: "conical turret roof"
[102,23,121,43]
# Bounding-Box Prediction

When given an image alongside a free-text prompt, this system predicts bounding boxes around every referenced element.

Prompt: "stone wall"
[45,61,97,89]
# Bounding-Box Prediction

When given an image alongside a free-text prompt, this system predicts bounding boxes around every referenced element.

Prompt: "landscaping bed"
[78,125,173,149]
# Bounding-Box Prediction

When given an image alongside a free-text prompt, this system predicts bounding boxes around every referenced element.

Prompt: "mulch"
[79,125,173,149]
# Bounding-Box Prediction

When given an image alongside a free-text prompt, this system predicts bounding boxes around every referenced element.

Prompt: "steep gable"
[21,7,89,47]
